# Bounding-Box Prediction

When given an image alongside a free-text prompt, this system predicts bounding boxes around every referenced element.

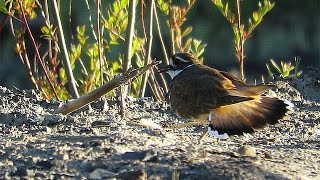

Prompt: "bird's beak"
[158,65,173,73]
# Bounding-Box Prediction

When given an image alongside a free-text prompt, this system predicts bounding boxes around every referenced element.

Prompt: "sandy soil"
[0,67,319,180]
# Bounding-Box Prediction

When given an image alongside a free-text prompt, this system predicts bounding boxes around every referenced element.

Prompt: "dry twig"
[55,60,160,115]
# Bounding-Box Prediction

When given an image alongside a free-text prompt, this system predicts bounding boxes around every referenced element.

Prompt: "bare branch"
[55,61,160,115]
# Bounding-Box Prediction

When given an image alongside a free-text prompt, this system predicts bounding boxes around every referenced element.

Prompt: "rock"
[238,145,256,157]
[115,170,147,180]
[43,114,65,125]
[119,150,157,161]
[81,140,102,148]
[36,160,54,170]
[91,120,110,127]
[43,126,52,134]
[264,152,272,159]
[10,166,27,176]
[89,169,115,179]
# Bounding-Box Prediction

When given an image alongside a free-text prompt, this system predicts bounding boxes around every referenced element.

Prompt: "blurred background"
[0,0,319,89]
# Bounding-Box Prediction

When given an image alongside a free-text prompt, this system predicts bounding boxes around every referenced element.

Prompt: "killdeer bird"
[159,53,293,138]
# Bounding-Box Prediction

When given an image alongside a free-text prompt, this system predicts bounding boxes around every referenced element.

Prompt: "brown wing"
[210,70,289,135]
[218,70,273,96]
[168,65,252,119]
[209,96,290,135]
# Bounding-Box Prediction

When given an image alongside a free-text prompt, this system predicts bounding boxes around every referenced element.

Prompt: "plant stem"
[121,0,137,117]
[18,0,59,100]
[153,2,169,65]
[153,65,168,96]
[236,0,245,81]
[52,0,79,98]
[176,0,196,25]
[140,0,154,98]
[169,0,175,54]
[96,0,104,86]
[19,40,40,92]
[84,0,97,40]
[152,2,169,95]
[148,72,163,101]
[123,0,137,72]
[140,0,147,40]
[43,0,52,60]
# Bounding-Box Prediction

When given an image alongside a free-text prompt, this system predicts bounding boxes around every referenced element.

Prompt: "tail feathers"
[210,96,293,135]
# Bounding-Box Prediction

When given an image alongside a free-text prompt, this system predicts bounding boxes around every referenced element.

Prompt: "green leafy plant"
[157,0,207,63]
[211,0,274,81]
[2,0,205,101]
[266,58,303,79]
[2,0,149,100]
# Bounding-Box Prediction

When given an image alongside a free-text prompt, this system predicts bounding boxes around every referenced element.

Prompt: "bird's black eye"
[172,55,180,65]
[173,54,189,65]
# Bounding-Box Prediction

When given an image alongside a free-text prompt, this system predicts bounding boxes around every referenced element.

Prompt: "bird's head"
[159,53,199,78]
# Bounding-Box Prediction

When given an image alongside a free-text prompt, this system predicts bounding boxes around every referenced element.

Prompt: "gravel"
[0,67,319,179]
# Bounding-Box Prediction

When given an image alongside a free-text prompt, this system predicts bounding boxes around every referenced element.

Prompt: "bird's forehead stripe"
[175,56,189,62]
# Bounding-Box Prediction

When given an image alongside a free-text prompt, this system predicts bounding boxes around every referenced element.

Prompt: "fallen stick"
[55,60,161,115]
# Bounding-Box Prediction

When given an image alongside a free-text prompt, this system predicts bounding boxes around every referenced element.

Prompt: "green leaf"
[270,59,281,74]
[224,3,229,17]
[0,0,9,14]
[212,0,223,11]
[181,27,192,37]
[266,64,274,79]
[77,26,88,45]
[114,1,120,14]
[112,61,119,71]
[261,75,266,84]
[183,38,192,51]
[77,25,86,36]
[157,0,169,15]
[282,71,290,78]
[198,43,207,52]
[59,68,68,85]
[252,11,259,22]
[296,71,302,77]
[120,0,129,9]
[41,26,50,34]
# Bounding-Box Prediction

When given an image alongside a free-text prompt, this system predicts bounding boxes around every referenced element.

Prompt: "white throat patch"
[167,64,194,79]
[167,69,183,79]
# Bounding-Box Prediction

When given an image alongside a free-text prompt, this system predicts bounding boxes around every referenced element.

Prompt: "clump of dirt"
[0,68,319,179]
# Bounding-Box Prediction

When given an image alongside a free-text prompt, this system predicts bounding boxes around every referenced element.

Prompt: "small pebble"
[238,145,256,157]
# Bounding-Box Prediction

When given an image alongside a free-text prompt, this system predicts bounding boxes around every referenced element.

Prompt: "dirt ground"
[0,67,319,180]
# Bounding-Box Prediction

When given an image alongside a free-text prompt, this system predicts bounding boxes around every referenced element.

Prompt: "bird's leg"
[208,111,212,123]
[197,112,212,143]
